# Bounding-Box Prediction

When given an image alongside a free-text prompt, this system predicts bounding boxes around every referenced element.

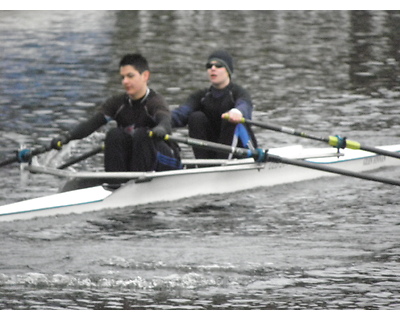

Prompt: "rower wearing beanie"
[172,49,257,159]
[207,50,234,76]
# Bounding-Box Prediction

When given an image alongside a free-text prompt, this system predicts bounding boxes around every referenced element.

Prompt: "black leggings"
[188,111,256,159]
[104,127,181,172]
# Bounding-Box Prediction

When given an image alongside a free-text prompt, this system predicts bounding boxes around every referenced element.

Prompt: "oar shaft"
[165,135,254,158]
[243,118,400,160]
[57,145,104,169]
[0,145,50,167]
[267,153,400,187]
[0,156,19,167]
[243,118,330,144]
[165,134,400,187]
[346,143,400,159]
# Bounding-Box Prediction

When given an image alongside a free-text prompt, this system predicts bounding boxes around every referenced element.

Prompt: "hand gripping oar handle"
[239,118,400,160]
[164,134,400,187]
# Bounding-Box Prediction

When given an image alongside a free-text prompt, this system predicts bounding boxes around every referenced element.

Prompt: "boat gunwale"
[24,146,354,181]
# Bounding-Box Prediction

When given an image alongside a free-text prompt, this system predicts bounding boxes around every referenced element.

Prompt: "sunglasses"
[206,62,225,69]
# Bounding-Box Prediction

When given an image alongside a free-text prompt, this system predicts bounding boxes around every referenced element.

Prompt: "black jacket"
[68,89,171,140]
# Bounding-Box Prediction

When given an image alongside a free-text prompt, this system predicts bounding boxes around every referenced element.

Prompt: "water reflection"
[349,10,400,93]
[1,11,399,135]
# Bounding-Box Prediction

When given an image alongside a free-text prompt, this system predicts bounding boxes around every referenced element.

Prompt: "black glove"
[151,125,167,139]
[50,133,71,150]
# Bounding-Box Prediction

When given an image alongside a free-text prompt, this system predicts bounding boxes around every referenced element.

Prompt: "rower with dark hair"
[51,53,181,172]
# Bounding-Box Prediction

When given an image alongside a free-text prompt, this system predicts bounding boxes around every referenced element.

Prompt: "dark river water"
[1,10,400,310]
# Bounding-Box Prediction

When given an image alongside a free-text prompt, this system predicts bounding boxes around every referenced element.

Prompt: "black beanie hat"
[207,50,234,75]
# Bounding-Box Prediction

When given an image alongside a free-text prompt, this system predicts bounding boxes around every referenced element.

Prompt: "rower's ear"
[142,70,150,82]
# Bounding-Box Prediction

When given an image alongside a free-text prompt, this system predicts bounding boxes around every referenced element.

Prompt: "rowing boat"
[1,143,399,222]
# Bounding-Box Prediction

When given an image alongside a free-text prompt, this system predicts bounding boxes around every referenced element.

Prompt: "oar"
[163,134,400,187]
[57,144,104,169]
[0,145,52,168]
[230,117,400,160]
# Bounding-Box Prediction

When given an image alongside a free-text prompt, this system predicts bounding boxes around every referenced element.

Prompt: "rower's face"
[120,65,149,100]
[206,60,230,89]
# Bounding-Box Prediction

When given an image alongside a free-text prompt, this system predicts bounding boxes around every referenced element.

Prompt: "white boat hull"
[1,144,399,222]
